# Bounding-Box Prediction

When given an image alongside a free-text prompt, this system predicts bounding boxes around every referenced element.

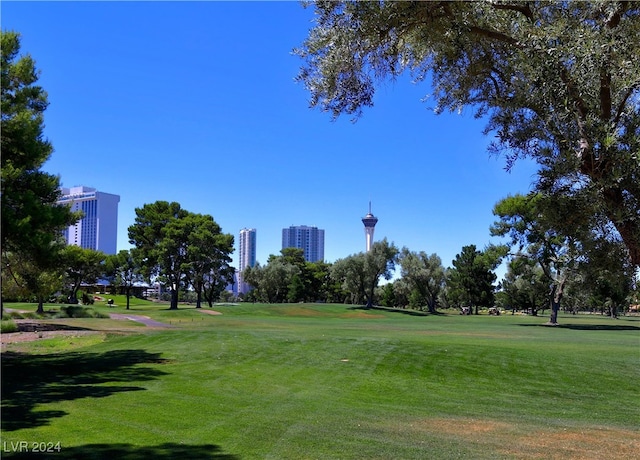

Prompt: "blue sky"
[3,1,537,276]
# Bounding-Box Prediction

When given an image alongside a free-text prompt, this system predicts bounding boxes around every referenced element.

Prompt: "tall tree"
[331,239,399,308]
[305,260,333,302]
[331,253,367,305]
[278,248,309,302]
[296,1,640,266]
[183,213,234,308]
[491,193,581,324]
[499,256,549,315]
[448,245,499,315]
[1,31,78,314]
[577,238,635,317]
[364,239,399,308]
[128,201,189,309]
[242,262,264,301]
[261,258,300,303]
[399,248,446,313]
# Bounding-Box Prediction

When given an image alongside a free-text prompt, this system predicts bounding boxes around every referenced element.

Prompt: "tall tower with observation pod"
[362,202,378,252]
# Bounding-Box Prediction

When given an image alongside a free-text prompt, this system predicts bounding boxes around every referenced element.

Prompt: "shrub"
[58,306,108,319]
[1,320,19,333]
[4,311,38,319]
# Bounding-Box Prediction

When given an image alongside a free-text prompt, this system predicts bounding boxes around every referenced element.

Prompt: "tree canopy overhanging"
[295,1,640,266]
[1,31,78,260]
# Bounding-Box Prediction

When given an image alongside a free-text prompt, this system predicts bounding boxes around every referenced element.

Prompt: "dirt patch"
[1,330,102,345]
[1,320,101,346]
[503,426,640,460]
[412,418,639,459]
[426,417,511,434]
[197,309,223,315]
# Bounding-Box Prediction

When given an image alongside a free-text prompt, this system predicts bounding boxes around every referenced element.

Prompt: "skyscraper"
[238,228,257,294]
[282,225,325,262]
[57,186,120,254]
[362,202,378,252]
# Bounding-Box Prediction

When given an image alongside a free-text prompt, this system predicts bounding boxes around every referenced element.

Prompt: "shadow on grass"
[1,349,169,431]
[16,323,94,332]
[517,323,640,331]
[2,442,238,459]
[349,305,438,316]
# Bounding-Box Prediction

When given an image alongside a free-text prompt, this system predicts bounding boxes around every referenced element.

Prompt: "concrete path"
[109,314,175,328]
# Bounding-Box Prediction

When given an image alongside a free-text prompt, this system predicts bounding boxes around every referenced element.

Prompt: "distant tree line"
[239,224,637,324]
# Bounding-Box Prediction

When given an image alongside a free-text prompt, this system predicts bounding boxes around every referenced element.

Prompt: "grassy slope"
[1,302,639,459]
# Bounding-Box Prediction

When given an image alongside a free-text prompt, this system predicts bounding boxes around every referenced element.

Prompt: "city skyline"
[4,2,538,278]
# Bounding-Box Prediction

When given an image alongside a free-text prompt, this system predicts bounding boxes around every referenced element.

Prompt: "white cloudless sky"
[3,1,538,277]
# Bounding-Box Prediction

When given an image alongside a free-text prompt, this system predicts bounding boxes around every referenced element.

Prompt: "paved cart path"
[109,314,175,328]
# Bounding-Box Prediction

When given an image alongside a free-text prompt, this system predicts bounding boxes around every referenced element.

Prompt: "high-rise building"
[57,186,120,254]
[362,202,378,252]
[237,228,257,294]
[282,225,325,262]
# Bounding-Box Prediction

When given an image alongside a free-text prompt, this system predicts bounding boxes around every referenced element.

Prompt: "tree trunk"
[205,288,214,308]
[195,288,202,309]
[169,289,179,310]
[548,284,562,325]
[70,281,81,304]
[365,282,375,308]
[549,297,560,325]
[602,187,640,267]
[125,286,131,310]
[547,270,567,325]
[36,295,44,315]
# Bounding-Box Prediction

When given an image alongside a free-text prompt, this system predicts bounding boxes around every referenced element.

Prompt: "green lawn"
[1,302,639,459]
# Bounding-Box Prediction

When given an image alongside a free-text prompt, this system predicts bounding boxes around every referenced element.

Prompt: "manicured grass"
[1,303,639,459]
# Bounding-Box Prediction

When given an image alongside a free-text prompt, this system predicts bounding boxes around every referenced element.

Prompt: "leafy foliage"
[1,31,79,313]
[331,239,399,307]
[127,202,234,310]
[60,246,106,304]
[104,250,144,310]
[243,248,334,303]
[447,244,500,314]
[499,256,549,315]
[296,1,640,265]
[398,248,446,313]
[492,193,584,323]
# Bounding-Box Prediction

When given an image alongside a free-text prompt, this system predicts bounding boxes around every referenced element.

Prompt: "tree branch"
[613,81,640,127]
[490,2,534,22]
[600,66,612,121]
[559,67,593,174]
[468,26,522,47]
